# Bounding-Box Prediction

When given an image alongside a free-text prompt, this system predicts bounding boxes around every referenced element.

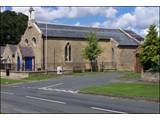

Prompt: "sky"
[1,7,159,36]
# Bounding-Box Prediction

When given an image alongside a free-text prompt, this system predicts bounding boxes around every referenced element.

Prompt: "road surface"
[1,72,159,113]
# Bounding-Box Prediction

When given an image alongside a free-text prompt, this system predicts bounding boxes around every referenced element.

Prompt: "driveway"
[1,72,159,113]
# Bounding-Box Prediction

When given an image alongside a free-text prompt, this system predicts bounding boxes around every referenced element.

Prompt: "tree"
[139,24,160,71]
[0,10,28,45]
[82,32,102,71]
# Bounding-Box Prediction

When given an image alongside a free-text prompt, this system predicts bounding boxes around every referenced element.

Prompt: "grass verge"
[80,83,160,102]
[0,73,58,85]
[24,73,58,81]
[119,72,140,80]
[0,78,26,84]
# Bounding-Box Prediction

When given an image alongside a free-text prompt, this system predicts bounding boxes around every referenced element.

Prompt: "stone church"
[7,8,144,72]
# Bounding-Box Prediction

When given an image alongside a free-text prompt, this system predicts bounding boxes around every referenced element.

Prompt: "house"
[1,44,17,70]
[0,46,5,62]
[2,44,17,64]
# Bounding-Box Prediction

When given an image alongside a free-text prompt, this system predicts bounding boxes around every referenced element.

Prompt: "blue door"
[25,57,32,71]
[17,56,20,71]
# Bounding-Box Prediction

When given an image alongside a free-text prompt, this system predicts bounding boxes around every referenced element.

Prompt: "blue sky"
[2,7,159,36]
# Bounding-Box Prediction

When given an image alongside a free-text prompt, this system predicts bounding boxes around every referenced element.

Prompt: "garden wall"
[141,71,159,82]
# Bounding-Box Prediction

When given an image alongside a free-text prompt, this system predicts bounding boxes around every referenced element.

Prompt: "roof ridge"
[37,22,119,31]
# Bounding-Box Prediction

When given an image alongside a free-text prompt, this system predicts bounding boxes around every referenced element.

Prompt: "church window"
[32,37,36,46]
[64,42,71,62]
[112,48,115,63]
[25,39,29,46]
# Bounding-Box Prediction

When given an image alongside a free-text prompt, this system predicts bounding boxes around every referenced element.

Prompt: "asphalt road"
[1,72,159,113]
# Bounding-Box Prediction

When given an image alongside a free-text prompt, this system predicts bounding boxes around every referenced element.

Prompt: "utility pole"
[54,48,56,71]
[45,23,48,74]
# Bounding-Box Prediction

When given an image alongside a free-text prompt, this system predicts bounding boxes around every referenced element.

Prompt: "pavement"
[1,72,159,113]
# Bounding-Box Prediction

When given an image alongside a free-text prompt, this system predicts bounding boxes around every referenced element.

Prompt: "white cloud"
[74,22,81,26]
[11,7,117,22]
[91,22,101,27]
[11,7,159,36]
[102,7,117,18]
[101,7,159,36]
[1,7,7,12]
[12,7,30,15]
[134,7,159,29]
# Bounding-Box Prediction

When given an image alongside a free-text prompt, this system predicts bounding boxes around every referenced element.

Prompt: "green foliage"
[0,10,28,45]
[82,32,102,61]
[139,24,160,71]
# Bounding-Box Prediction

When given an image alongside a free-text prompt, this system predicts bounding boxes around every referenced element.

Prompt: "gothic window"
[65,43,71,61]
[112,48,115,63]
[32,37,36,46]
[25,39,29,46]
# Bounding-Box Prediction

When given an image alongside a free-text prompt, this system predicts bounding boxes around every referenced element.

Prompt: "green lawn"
[24,73,58,81]
[119,72,141,80]
[0,78,27,84]
[0,73,58,85]
[80,83,160,101]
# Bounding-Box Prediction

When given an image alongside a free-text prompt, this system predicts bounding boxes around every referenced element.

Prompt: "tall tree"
[0,10,28,45]
[139,24,160,71]
[83,32,102,71]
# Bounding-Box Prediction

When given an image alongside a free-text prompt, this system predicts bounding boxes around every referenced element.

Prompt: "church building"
[14,8,143,72]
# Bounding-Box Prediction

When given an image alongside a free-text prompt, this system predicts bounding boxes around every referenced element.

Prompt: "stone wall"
[1,71,29,79]
[110,40,137,71]
[45,38,112,71]
[141,71,160,82]
[117,46,137,71]
[20,22,44,70]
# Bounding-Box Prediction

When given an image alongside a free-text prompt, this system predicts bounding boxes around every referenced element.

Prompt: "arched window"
[32,37,36,46]
[112,48,115,63]
[64,42,71,61]
[25,39,29,46]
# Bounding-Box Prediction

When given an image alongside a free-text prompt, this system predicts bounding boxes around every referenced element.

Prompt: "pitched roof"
[123,30,144,42]
[8,44,17,54]
[36,22,141,46]
[20,46,34,57]
[0,46,5,55]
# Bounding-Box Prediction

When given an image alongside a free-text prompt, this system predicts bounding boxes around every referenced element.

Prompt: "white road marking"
[41,83,64,89]
[26,96,66,104]
[38,87,78,94]
[11,86,19,87]
[91,107,127,114]
[1,92,14,95]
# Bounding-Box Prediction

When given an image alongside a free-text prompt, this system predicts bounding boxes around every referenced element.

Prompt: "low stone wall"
[1,71,29,79]
[141,71,159,82]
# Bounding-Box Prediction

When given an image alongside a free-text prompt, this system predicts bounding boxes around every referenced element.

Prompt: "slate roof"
[0,46,5,55]
[8,44,17,54]
[20,46,34,57]
[37,22,141,46]
[124,30,144,42]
